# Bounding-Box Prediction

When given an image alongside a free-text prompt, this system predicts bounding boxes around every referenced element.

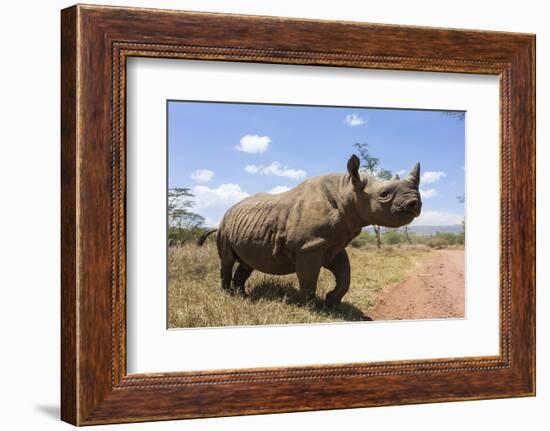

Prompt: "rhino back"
[222,194,285,247]
[219,193,295,273]
[218,174,356,273]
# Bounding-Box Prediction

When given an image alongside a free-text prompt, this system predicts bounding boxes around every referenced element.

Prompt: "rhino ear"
[347,154,361,183]
[393,173,400,181]
[406,162,420,188]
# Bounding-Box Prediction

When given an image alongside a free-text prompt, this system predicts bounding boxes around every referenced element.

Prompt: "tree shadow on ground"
[247,280,372,322]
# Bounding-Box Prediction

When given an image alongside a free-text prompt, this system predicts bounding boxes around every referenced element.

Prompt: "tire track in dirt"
[368,249,465,320]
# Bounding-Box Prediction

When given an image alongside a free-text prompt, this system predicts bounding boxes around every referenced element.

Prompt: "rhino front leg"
[324,249,351,307]
[295,249,323,302]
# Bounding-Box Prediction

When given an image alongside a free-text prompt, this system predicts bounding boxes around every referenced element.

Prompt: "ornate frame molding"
[61,5,534,425]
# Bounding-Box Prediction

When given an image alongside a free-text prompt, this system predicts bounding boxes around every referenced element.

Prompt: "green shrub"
[383,230,403,245]
[345,229,463,249]
[350,231,378,248]
[408,233,428,245]
[426,236,448,249]
[350,237,366,248]
[425,232,465,249]
[168,226,210,246]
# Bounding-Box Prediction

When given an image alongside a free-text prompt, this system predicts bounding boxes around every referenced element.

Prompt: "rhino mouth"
[402,198,422,218]
[382,210,417,228]
[404,208,421,218]
[401,211,418,223]
[392,200,421,218]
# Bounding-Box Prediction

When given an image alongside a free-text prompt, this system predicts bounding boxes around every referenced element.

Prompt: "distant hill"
[364,225,463,235]
[407,225,463,235]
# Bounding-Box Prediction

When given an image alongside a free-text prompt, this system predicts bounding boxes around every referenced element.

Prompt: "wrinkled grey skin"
[199,154,422,306]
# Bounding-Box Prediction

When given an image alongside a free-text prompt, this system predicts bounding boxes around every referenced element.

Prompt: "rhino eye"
[378,189,392,201]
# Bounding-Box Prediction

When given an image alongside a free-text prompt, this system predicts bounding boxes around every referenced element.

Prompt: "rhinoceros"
[198,154,422,306]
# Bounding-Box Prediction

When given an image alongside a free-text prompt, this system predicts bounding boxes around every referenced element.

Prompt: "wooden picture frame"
[61,4,535,425]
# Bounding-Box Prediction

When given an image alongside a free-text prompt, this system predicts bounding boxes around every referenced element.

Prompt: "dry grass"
[168,242,432,328]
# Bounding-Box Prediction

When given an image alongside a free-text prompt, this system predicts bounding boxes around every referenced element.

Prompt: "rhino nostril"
[406,199,418,210]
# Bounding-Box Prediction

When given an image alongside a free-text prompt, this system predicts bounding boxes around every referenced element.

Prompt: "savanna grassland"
[168,240,435,328]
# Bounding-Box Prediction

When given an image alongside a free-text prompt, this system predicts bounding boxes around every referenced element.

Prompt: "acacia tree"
[450,113,466,239]
[353,142,393,249]
[444,111,466,121]
[403,225,412,244]
[457,194,465,244]
[168,187,205,244]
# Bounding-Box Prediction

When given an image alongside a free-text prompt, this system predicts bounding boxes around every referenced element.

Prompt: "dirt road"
[368,249,465,320]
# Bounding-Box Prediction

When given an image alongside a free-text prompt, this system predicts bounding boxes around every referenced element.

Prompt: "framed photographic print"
[61,4,535,425]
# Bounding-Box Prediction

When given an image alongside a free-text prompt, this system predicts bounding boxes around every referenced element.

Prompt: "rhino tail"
[197,228,217,246]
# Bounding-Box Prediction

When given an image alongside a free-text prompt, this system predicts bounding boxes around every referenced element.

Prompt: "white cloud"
[421,171,446,185]
[412,210,463,226]
[244,165,259,174]
[202,217,220,228]
[420,188,438,199]
[344,113,365,127]
[245,162,306,180]
[190,169,214,183]
[235,134,271,153]
[192,184,249,210]
[269,185,291,194]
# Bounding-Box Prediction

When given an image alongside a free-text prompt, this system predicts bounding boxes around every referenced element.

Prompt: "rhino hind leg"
[219,246,236,292]
[295,250,323,302]
[220,259,235,291]
[217,227,237,292]
[324,249,351,307]
[233,263,253,296]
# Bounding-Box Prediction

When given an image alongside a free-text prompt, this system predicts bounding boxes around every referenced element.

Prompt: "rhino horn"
[406,162,420,188]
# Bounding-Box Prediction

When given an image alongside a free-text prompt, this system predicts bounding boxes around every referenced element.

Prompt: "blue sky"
[168,101,465,227]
